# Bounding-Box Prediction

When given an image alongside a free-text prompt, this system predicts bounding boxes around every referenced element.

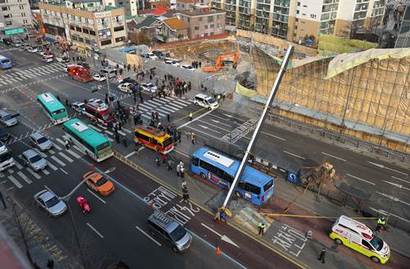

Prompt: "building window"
[1,7,7,11]
[296,10,299,14]
[210,24,214,28]
[76,26,82,32]
[83,28,89,34]
[72,35,78,41]
[194,26,199,30]
[115,36,125,42]
[6,21,12,26]
[4,14,11,18]
[114,26,124,32]
[89,30,96,35]
[205,25,208,29]
[23,19,28,24]
[78,37,84,42]
[21,12,26,17]
[70,25,75,30]
[297,1,300,6]
[101,40,112,46]
[199,17,202,22]
[208,16,214,22]
[0,0,5,3]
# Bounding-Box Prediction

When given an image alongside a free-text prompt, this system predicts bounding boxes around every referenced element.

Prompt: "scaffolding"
[252,47,410,154]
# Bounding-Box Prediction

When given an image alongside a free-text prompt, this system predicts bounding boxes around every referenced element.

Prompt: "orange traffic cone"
[215,246,222,256]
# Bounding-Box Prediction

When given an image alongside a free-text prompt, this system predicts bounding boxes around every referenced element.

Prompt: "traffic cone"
[215,246,222,256]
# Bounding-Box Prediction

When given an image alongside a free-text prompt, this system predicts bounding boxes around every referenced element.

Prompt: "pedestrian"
[155,156,161,166]
[47,259,54,269]
[181,179,187,189]
[155,111,160,121]
[189,112,193,121]
[257,222,266,236]
[177,130,182,143]
[180,165,185,178]
[65,98,69,107]
[167,114,170,123]
[160,153,167,163]
[64,139,70,150]
[191,132,196,144]
[139,95,144,103]
[115,132,120,143]
[176,163,181,177]
[0,191,6,209]
[182,186,189,202]
[375,216,387,232]
[167,159,173,171]
[318,248,326,264]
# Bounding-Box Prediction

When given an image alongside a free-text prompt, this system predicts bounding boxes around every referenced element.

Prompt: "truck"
[67,64,93,82]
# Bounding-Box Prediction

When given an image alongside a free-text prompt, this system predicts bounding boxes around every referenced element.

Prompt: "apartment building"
[177,9,226,39]
[39,0,127,49]
[0,0,32,29]
[212,0,386,44]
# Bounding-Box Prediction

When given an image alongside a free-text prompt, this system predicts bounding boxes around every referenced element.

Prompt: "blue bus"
[0,55,12,69]
[190,147,275,206]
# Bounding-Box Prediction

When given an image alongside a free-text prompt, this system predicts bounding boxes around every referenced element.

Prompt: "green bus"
[62,118,113,162]
[36,92,69,124]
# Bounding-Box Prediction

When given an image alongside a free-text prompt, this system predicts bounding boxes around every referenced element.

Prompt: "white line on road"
[89,125,102,132]
[7,175,22,189]
[58,152,73,163]
[86,189,106,204]
[51,156,65,166]
[346,173,375,185]
[391,175,410,185]
[123,128,132,134]
[42,169,50,176]
[321,152,346,162]
[383,180,410,191]
[283,150,306,160]
[201,223,222,237]
[376,191,410,206]
[26,168,41,180]
[261,131,287,141]
[368,161,408,176]
[369,207,410,223]
[14,161,23,170]
[17,171,32,184]
[177,110,213,129]
[56,138,65,146]
[175,149,190,158]
[86,223,104,239]
[105,130,114,136]
[47,161,58,171]
[66,149,81,159]
[135,226,161,246]
[60,168,68,175]
[125,151,136,158]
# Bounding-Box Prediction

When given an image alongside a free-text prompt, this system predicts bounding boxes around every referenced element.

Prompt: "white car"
[42,55,54,63]
[118,82,133,93]
[56,56,69,63]
[165,60,180,67]
[34,190,67,217]
[71,101,85,113]
[181,64,195,71]
[148,53,158,60]
[141,82,157,93]
[26,47,39,53]
[92,73,106,82]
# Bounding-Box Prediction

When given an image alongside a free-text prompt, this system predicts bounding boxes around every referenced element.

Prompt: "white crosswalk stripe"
[59,152,73,162]
[42,169,50,175]
[26,168,41,180]
[49,149,55,154]
[66,149,81,159]
[15,161,23,170]
[8,175,22,189]
[0,63,66,85]
[17,171,32,184]
[51,155,66,166]
[53,143,62,151]
[47,161,58,171]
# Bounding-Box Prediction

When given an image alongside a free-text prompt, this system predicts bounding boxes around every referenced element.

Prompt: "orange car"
[83,171,115,196]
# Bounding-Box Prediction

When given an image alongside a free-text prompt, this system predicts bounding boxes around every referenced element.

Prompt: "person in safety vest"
[375,216,387,232]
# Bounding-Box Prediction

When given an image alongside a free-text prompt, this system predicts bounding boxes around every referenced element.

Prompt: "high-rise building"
[0,0,33,29]
[212,0,386,44]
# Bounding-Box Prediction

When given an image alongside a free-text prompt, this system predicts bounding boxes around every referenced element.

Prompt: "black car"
[119,77,138,84]
[0,128,10,143]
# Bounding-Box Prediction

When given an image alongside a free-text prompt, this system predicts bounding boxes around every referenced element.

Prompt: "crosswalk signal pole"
[220,45,294,211]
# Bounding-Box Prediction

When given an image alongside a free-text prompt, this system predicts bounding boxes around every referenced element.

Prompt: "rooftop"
[136,15,158,29]
[163,17,189,30]
[176,9,225,16]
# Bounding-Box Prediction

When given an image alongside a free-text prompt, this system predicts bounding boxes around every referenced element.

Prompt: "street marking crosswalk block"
[26,168,41,180]
[58,152,73,163]
[42,169,50,176]
[17,171,32,184]
[47,161,58,171]
[66,149,81,159]
[51,155,66,166]
[15,162,23,170]
[8,175,23,188]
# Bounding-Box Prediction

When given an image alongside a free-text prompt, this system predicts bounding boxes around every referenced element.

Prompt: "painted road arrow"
[201,223,239,248]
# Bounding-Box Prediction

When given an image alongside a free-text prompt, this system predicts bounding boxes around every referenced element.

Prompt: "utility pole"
[219,46,294,212]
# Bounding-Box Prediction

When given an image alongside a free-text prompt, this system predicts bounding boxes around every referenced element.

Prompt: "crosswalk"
[0,62,66,86]
[137,96,193,120]
[0,138,85,190]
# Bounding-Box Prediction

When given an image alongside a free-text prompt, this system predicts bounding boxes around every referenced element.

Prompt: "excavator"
[202,50,240,72]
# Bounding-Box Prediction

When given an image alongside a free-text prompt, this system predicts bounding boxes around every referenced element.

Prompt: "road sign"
[4,27,25,36]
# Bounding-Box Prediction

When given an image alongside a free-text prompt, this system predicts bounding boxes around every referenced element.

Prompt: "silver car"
[34,190,67,217]
[0,109,18,127]
[30,132,53,151]
[22,149,47,171]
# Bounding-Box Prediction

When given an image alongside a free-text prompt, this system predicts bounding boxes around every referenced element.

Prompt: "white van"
[193,94,219,110]
[100,67,117,79]
[329,215,390,264]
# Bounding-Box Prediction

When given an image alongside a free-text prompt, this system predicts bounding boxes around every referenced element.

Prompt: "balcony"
[239,7,251,15]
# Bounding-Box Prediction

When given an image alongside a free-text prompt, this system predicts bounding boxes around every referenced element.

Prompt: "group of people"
[191,61,202,69]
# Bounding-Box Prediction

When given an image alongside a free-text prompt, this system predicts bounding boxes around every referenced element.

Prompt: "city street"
[1,43,409,269]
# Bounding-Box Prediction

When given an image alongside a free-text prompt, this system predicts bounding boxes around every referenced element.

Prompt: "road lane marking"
[66,149,81,159]
[60,168,68,175]
[8,175,22,188]
[261,131,287,141]
[346,173,375,186]
[369,207,410,223]
[368,161,408,176]
[89,125,102,132]
[15,161,23,170]
[86,189,106,204]
[42,169,50,176]
[58,152,73,163]
[123,128,132,134]
[175,149,190,158]
[51,156,65,166]
[125,151,136,158]
[86,223,104,239]
[383,180,410,191]
[26,168,41,180]
[47,161,58,171]
[376,191,410,206]
[201,223,239,248]
[391,175,410,185]
[105,130,114,136]
[198,124,223,134]
[211,119,232,127]
[49,149,55,154]
[321,152,346,162]
[177,110,213,129]
[17,171,32,184]
[56,138,65,146]
[283,150,306,160]
[118,130,126,136]
[53,143,62,151]
[198,119,231,132]
[135,226,161,246]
